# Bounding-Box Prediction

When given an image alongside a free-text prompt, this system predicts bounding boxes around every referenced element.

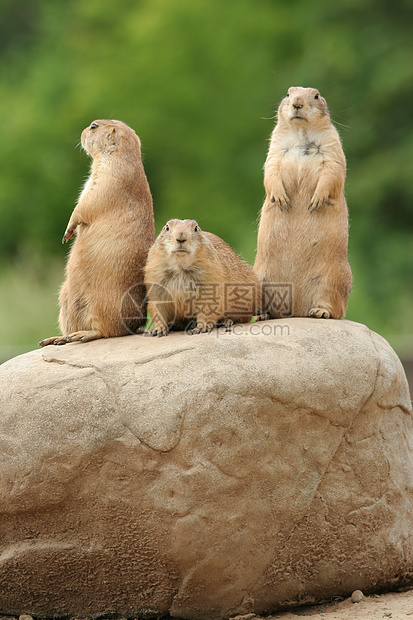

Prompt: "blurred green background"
[0,0,412,367]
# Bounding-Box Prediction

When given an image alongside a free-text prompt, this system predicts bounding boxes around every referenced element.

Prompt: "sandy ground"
[1,590,413,620]
[259,588,413,619]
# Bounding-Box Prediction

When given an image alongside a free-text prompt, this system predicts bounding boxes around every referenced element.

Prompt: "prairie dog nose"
[292,98,304,109]
[176,232,187,243]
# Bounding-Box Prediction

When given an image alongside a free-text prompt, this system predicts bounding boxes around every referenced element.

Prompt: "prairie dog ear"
[107,126,121,147]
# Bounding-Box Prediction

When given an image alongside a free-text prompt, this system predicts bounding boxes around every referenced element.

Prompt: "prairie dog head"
[155,219,205,262]
[278,87,330,128]
[81,119,142,158]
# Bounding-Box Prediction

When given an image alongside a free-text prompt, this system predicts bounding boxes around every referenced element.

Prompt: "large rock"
[0,318,412,619]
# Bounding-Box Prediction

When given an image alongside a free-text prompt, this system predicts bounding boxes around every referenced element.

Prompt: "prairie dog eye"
[90,122,99,129]
[164,224,170,231]
[286,92,289,97]
[194,225,199,232]
[314,93,320,100]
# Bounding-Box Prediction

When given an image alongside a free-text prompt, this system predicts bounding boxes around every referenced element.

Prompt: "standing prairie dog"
[39,119,155,346]
[254,86,352,319]
[144,219,260,335]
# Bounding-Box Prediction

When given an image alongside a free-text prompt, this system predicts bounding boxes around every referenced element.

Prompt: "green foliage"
[0,0,412,352]
[0,255,63,362]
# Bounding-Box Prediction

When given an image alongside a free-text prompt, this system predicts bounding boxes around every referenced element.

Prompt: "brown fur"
[254,87,352,319]
[144,219,260,335]
[39,119,155,346]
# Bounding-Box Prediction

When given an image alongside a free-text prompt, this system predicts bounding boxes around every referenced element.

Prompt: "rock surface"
[0,318,412,619]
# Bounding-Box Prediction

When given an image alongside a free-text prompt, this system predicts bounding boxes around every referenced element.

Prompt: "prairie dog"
[254,87,352,319]
[39,119,155,346]
[144,219,260,335]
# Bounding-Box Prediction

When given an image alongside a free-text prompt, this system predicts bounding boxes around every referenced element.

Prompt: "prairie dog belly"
[275,126,325,181]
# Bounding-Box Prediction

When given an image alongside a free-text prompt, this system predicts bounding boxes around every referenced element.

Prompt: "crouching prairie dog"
[39,119,155,346]
[144,219,261,335]
[254,86,352,319]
